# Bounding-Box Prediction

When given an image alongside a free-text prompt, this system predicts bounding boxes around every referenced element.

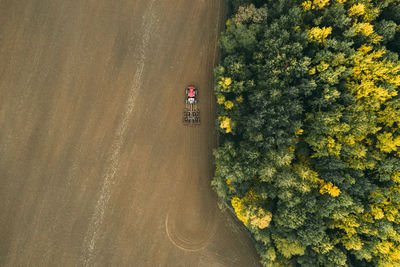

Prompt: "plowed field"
[0,0,260,266]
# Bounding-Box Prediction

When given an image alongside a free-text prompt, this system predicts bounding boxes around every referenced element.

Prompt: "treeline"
[213,0,400,266]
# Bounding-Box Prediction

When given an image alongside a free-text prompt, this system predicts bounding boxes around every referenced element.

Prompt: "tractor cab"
[187,97,195,104]
[185,86,198,105]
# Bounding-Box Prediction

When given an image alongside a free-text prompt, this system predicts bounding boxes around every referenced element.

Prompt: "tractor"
[183,85,200,125]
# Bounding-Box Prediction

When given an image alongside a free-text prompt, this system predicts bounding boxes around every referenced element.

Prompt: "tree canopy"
[213,0,400,266]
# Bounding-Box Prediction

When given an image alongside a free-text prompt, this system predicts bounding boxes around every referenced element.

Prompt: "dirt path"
[0,0,261,266]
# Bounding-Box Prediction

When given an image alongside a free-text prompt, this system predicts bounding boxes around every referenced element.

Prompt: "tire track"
[80,1,157,265]
[165,0,222,251]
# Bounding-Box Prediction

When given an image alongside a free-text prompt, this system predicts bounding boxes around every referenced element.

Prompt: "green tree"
[213,0,400,266]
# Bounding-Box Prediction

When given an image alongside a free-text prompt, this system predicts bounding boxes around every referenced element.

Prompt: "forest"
[212,0,400,266]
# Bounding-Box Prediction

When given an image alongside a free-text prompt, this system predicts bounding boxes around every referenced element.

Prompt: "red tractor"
[183,85,200,125]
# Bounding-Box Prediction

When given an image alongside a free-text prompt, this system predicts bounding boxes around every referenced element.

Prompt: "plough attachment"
[183,108,200,125]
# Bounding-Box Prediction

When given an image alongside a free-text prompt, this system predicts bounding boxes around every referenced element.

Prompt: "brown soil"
[0,0,261,266]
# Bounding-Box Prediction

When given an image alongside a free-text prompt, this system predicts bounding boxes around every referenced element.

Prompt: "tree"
[213,0,400,266]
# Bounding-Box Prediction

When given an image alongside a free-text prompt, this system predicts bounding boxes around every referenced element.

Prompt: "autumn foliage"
[213,0,400,266]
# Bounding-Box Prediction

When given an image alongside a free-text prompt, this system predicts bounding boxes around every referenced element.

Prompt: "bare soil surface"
[0,0,261,266]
